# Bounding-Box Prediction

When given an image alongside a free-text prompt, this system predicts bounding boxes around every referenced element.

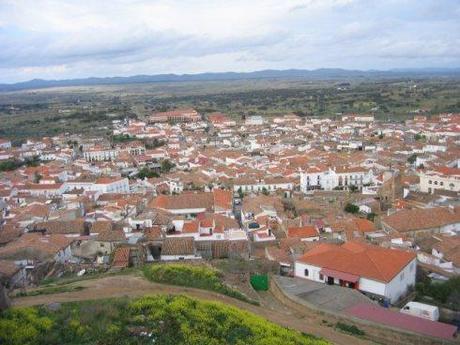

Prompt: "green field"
[0,77,459,141]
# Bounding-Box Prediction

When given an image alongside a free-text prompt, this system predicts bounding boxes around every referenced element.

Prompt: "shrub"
[0,308,53,345]
[335,322,365,336]
[1,295,331,345]
[416,276,460,311]
[143,264,257,304]
[344,203,359,214]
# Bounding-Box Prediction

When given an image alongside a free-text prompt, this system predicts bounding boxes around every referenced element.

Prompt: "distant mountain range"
[1,68,459,92]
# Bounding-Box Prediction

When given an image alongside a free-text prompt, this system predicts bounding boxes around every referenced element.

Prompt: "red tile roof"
[213,189,232,210]
[382,207,460,233]
[287,225,318,238]
[112,247,130,268]
[183,221,199,233]
[297,241,416,283]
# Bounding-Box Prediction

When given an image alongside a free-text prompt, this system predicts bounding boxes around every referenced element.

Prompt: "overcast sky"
[0,0,459,83]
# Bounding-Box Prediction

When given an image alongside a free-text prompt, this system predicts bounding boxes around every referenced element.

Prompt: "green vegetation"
[143,263,257,304]
[344,203,359,214]
[349,185,358,193]
[407,153,417,164]
[414,133,426,141]
[1,78,459,140]
[0,156,41,172]
[366,212,376,221]
[38,266,141,287]
[137,167,159,179]
[112,134,136,143]
[14,285,85,298]
[0,159,23,172]
[0,295,328,345]
[0,307,54,345]
[335,322,365,336]
[160,159,175,173]
[415,276,460,311]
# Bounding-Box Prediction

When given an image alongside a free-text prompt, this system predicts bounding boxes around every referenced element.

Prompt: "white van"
[400,301,440,321]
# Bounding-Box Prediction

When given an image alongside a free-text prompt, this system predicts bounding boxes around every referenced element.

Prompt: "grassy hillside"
[0,295,329,345]
[143,263,257,304]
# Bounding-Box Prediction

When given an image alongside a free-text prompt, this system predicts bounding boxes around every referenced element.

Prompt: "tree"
[0,160,22,172]
[261,187,269,195]
[407,153,417,164]
[237,187,244,199]
[414,133,425,141]
[160,159,175,173]
[349,185,358,193]
[33,172,42,184]
[344,203,359,214]
[137,167,159,180]
[24,156,41,167]
[366,212,376,221]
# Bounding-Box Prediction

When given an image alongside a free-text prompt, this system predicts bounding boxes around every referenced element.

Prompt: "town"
[0,107,459,344]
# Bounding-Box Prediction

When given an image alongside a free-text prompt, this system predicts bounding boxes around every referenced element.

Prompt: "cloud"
[0,0,459,82]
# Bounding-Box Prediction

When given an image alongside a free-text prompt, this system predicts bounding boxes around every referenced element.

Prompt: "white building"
[295,241,416,303]
[419,167,460,194]
[300,166,373,192]
[245,115,265,126]
[64,177,129,194]
[233,177,294,194]
[22,183,66,197]
[0,139,12,149]
[83,147,119,161]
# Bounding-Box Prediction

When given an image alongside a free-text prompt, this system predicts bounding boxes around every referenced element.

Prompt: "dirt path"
[12,274,374,345]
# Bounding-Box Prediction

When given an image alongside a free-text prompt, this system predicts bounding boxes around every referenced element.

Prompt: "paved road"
[12,274,375,345]
[275,276,375,313]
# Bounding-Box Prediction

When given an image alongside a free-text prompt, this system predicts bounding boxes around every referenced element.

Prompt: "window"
[400,272,405,281]
[429,180,432,184]
[440,182,444,186]
[319,274,324,280]
[434,181,438,185]
[304,269,309,277]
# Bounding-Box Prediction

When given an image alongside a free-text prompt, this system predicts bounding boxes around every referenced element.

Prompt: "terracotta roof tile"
[297,241,416,283]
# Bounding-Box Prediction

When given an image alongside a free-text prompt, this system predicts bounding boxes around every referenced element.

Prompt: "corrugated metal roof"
[346,303,457,340]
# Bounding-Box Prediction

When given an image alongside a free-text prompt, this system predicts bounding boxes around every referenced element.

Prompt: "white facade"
[0,139,12,149]
[233,180,294,193]
[294,258,416,303]
[419,170,460,194]
[84,148,119,161]
[25,184,66,197]
[54,244,73,263]
[161,254,201,261]
[300,167,373,192]
[63,178,130,194]
[245,116,265,126]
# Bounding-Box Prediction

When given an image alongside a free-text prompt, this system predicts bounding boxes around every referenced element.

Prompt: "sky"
[0,0,459,83]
